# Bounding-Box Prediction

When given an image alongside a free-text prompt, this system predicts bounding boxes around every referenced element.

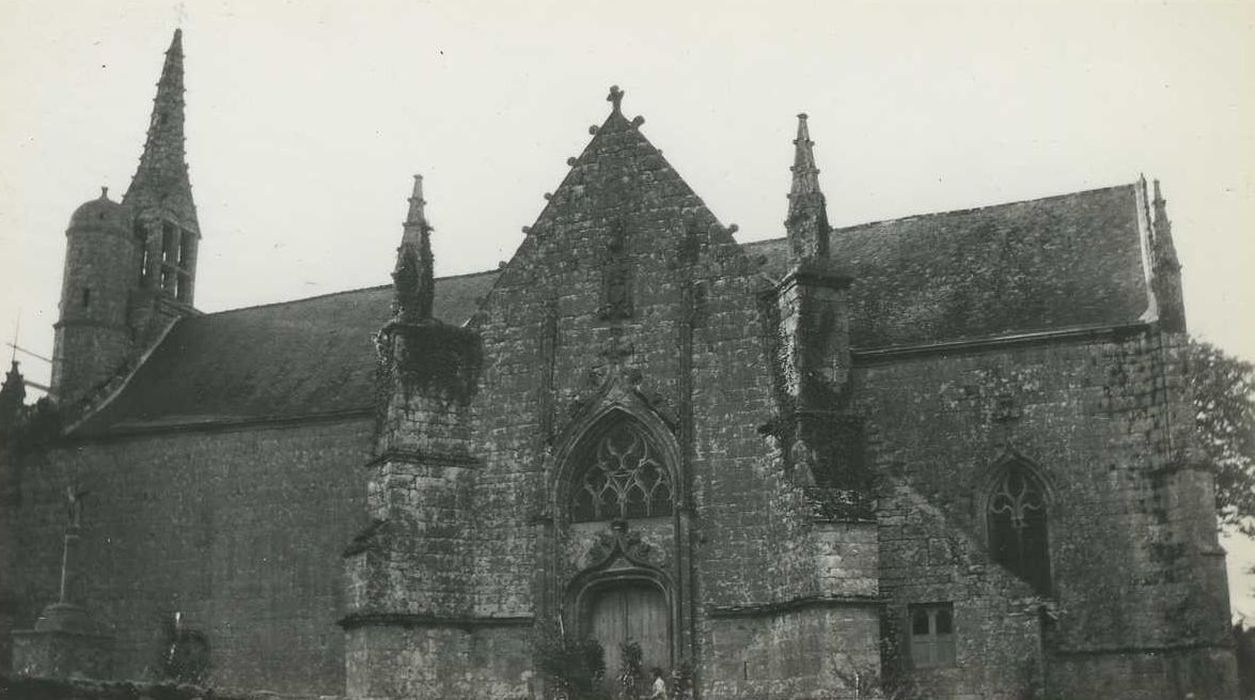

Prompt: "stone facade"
[2,33,1240,700]
[859,331,1234,698]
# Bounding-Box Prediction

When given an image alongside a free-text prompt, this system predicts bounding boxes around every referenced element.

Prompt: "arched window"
[570,420,673,522]
[987,464,1051,594]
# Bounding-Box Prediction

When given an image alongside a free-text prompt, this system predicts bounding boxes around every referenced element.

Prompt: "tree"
[1186,340,1255,537]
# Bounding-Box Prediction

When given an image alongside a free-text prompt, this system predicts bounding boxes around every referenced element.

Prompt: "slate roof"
[745,183,1150,348]
[77,271,499,434]
[78,183,1150,434]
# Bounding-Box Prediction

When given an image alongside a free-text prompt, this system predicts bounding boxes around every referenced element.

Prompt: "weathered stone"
[3,33,1238,700]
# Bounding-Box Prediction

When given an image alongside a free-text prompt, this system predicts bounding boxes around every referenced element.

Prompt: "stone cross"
[607,85,624,113]
[58,485,89,605]
[65,485,87,529]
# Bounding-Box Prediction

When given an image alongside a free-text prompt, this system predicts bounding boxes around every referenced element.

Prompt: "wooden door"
[587,581,670,677]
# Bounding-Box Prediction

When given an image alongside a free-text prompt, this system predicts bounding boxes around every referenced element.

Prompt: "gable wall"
[448,116,875,697]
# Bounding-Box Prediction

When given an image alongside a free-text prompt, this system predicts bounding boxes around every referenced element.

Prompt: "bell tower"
[50,29,201,406]
[124,28,201,320]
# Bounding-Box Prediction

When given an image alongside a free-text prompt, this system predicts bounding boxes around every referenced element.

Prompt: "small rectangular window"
[81,288,91,308]
[909,603,956,668]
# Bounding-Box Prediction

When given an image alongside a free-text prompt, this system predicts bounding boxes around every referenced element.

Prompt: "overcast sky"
[1,0,1251,617]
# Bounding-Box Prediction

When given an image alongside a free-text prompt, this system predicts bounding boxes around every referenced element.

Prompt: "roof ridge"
[831,182,1138,234]
[192,269,501,319]
[738,181,1139,250]
[741,236,786,248]
[432,268,501,281]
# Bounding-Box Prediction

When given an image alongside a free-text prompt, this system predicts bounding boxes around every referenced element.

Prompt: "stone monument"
[11,485,113,679]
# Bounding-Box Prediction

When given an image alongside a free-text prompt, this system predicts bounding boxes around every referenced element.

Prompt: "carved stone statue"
[65,485,88,529]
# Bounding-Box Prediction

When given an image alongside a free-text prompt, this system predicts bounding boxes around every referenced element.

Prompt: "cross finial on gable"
[607,85,624,114]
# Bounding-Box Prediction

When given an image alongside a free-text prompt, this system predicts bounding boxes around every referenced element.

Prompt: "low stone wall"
[0,675,337,700]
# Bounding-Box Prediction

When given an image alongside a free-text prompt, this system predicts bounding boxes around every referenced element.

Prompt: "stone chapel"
[0,29,1241,700]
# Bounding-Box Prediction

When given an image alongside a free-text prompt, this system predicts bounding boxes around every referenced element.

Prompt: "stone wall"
[0,675,262,700]
[344,624,533,700]
[704,605,880,699]
[8,417,371,695]
[1047,645,1239,700]
[876,482,1045,698]
[444,110,884,699]
[853,328,1237,699]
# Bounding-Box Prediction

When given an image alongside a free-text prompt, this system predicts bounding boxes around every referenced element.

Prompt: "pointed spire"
[1152,179,1169,229]
[124,29,196,227]
[162,28,184,91]
[1149,179,1178,262]
[790,113,822,198]
[785,113,830,260]
[405,174,427,233]
[393,175,435,323]
[1146,177,1185,332]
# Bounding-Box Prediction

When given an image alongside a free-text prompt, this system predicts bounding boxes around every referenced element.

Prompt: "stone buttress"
[341,176,489,700]
[751,113,882,691]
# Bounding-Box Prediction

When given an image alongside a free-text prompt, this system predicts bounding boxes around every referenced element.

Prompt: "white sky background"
[0,0,1252,617]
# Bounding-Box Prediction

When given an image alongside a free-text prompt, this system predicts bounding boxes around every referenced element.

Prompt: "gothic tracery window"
[570,421,673,522]
[987,465,1051,594]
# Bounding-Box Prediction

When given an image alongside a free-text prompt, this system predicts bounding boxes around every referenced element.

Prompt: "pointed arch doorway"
[585,579,671,675]
[549,399,694,682]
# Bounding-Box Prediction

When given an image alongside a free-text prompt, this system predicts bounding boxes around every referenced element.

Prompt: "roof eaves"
[70,406,375,442]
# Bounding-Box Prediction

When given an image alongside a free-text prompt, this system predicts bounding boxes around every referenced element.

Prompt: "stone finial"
[790,113,821,197]
[785,112,831,260]
[1146,176,1184,331]
[1149,178,1175,251]
[404,175,426,233]
[393,174,434,322]
[607,85,624,114]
